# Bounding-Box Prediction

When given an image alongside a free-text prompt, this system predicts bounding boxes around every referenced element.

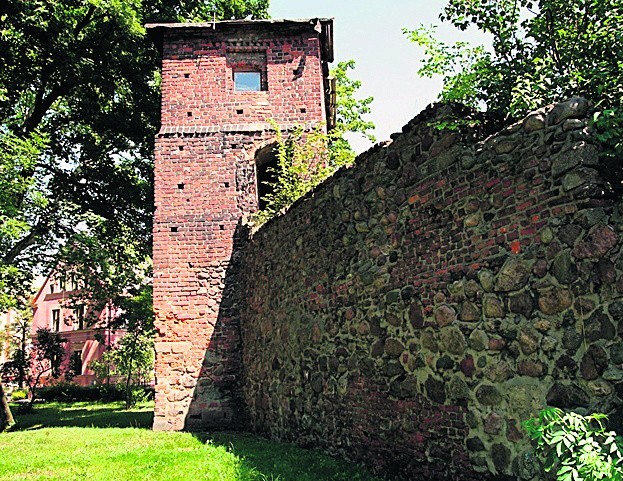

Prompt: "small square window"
[234,71,262,91]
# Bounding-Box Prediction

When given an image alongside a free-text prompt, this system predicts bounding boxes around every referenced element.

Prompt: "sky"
[269,0,489,153]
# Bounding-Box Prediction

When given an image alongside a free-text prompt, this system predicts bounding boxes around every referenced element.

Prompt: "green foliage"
[0,131,48,311]
[90,333,154,386]
[89,285,155,408]
[1,309,31,388]
[0,0,269,311]
[37,381,154,403]
[405,0,623,119]
[0,0,155,309]
[32,329,66,380]
[21,327,67,411]
[58,223,153,324]
[1,348,28,387]
[403,25,491,109]
[331,60,376,164]
[523,408,623,481]
[253,124,332,225]
[590,107,623,193]
[593,110,623,157]
[145,0,269,22]
[9,389,27,401]
[254,60,374,224]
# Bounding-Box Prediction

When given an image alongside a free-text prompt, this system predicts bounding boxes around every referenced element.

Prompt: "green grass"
[7,401,154,430]
[0,402,381,481]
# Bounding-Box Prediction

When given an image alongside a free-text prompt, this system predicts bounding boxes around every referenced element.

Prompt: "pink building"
[30,274,124,386]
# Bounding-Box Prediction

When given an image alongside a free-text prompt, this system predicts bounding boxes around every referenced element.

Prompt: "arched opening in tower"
[255,143,280,211]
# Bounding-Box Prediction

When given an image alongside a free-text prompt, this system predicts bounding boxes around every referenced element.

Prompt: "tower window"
[234,71,262,91]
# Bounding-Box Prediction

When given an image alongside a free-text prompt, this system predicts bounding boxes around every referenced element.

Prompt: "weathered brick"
[152,20,331,432]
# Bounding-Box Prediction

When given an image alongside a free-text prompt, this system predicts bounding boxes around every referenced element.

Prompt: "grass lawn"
[0,402,382,481]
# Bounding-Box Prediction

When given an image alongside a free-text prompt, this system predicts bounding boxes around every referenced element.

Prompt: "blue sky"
[269,0,489,153]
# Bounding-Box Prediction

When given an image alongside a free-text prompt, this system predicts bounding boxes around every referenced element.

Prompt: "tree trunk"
[124,333,138,410]
[0,383,15,432]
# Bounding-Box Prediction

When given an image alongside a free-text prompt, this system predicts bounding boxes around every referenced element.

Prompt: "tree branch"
[545,7,566,78]
[73,5,97,37]
[2,215,53,265]
[22,83,68,136]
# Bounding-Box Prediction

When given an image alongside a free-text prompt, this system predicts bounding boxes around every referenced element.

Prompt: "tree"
[145,0,269,22]
[0,310,31,388]
[0,309,27,432]
[91,332,155,409]
[523,408,623,481]
[253,124,333,224]
[405,0,623,119]
[91,285,155,408]
[330,60,376,166]
[0,0,270,313]
[0,0,269,418]
[0,383,14,432]
[25,328,66,411]
[255,60,375,223]
[0,1,156,310]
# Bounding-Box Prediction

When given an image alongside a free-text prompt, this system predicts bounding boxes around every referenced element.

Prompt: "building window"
[52,309,60,331]
[227,50,267,91]
[59,278,66,291]
[234,71,262,91]
[50,283,55,294]
[73,306,85,330]
[70,350,83,376]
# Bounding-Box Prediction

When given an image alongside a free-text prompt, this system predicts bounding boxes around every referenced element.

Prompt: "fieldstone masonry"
[239,98,623,480]
[150,19,622,481]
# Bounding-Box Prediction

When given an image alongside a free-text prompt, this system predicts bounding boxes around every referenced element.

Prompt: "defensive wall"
[147,18,623,481]
[238,98,623,480]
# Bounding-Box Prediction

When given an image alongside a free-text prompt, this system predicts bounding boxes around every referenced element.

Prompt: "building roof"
[145,18,334,63]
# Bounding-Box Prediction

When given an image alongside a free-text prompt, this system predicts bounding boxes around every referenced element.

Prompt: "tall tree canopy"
[0,0,269,311]
[405,0,623,119]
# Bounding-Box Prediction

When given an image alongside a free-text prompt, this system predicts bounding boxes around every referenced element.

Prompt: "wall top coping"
[146,18,334,63]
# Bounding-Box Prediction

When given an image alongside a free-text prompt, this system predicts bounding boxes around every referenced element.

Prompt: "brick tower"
[147,19,334,431]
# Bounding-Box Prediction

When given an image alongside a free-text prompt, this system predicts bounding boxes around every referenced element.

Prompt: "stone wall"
[239,99,623,480]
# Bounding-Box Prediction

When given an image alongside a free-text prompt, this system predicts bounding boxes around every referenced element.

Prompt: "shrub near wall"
[239,99,623,480]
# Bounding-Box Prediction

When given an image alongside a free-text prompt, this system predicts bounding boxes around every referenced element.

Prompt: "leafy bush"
[39,382,118,402]
[38,382,154,403]
[10,388,27,401]
[127,385,153,405]
[253,123,333,225]
[523,408,623,481]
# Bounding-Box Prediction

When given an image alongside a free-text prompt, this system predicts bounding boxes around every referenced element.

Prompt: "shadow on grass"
[193,432,381,481]
[9,401,154,431]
